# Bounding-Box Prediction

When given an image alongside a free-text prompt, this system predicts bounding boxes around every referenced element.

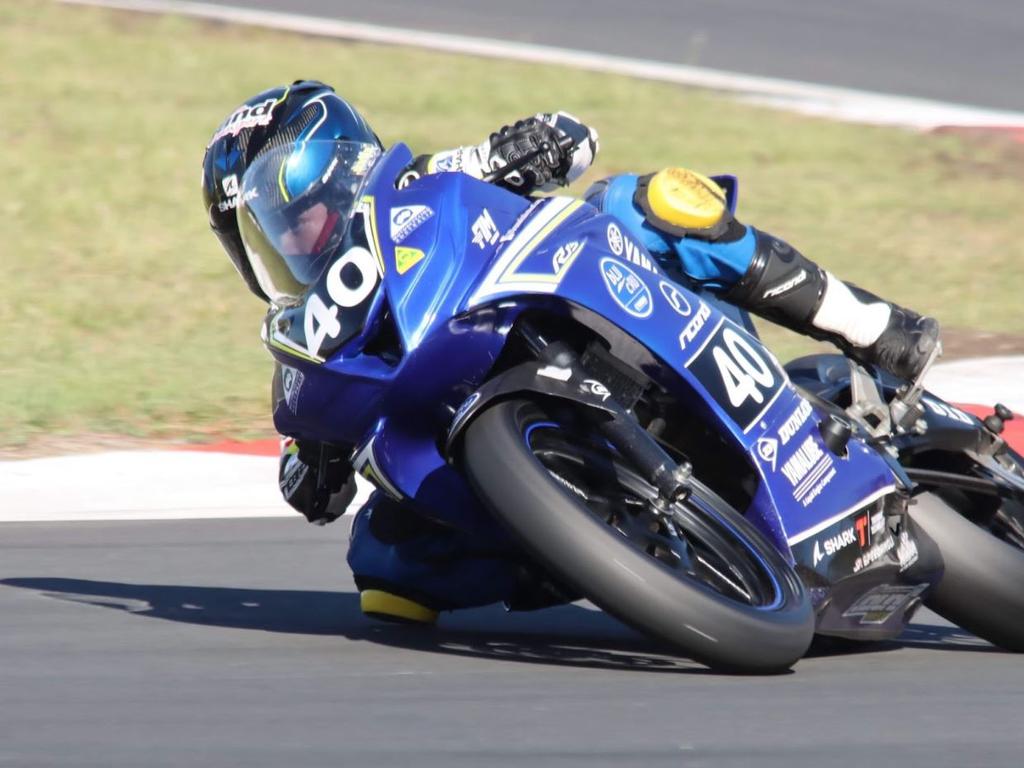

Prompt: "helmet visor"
[238,140,380,305]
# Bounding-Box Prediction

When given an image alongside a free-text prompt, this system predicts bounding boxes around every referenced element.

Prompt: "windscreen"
[237,139,380,305]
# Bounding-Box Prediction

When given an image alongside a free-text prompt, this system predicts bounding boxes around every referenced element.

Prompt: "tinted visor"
[238,140,380,305]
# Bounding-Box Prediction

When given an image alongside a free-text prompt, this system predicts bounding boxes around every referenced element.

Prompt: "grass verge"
[2,0,1022,449]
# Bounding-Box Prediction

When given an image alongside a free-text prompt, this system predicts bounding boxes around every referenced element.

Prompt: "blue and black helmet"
[202,80,380,302]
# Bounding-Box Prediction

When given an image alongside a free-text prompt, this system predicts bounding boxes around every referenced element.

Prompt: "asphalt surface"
[211,0,1024,111]
[13,5,1024,764]
[3,517,1023,767]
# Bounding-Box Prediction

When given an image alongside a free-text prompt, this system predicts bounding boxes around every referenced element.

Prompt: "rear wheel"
[914,489,1024,652]
[462,399,814,672]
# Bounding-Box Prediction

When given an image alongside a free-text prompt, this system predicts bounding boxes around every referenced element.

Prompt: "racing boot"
[726,231,941,381]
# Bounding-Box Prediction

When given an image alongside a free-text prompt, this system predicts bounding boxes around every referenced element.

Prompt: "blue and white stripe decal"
[467,197,584,306]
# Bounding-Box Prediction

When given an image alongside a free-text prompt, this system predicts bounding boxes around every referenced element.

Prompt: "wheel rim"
[525,420,785,610]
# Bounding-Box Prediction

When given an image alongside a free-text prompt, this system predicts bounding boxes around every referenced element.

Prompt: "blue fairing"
[267,143,896,556]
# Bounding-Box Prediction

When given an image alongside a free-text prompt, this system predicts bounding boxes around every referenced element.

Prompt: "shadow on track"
[2,578,996,672]
[0,577,715,674]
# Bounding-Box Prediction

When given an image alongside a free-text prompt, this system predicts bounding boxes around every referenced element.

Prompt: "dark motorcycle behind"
[787,353,1024,651]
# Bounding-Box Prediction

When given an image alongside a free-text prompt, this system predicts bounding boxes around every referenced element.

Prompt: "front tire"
[462,399,814,672]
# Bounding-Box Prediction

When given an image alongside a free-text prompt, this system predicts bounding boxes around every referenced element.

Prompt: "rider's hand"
[488,112,599,192]
[279,438,357,525]
[538,112,600,187]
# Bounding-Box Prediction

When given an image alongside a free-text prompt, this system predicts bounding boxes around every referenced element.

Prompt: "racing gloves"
[417,112,599,194]
[278,437,358,525]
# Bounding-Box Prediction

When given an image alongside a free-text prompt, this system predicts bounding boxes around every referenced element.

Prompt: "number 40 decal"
[304,246,379,357]
[711,327,775,408]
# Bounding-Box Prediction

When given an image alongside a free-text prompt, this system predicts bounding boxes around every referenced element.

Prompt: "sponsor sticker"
[778,399,813,446]
[621,238,655,273]
[599,257,653,318]
[921,397,974,425]
[395,246,426,275]
[282,365,305,414]
[581,379,611,402]
[677,301,711,351]
[853,534,896,573]
[389,205,434,243]
[659,280,693,317]
[217,173,260,213]
[756,437,779,472]
[842,584,927,625]
[812,525,858,566]
[896,531,919,571]
[471,209,500,249]
[780,435,836,507]
[209,97,277,144]
[552,241,584,273]
[280,455,308,500]
[606,222,624,255]
[428,151,460,173]
[607,222,656,273]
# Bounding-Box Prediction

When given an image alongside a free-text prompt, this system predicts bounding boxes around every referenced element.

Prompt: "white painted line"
[61,0,1024,130]
[0,450,374,523]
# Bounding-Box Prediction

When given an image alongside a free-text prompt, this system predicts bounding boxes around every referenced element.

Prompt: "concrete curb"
[3,358,1021,523]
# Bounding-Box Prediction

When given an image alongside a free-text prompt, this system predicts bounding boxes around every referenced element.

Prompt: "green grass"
[2,0,1023,448]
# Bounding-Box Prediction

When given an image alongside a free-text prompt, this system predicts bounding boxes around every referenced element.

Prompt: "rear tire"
[911,492,1024,651]
[462,399,814,672]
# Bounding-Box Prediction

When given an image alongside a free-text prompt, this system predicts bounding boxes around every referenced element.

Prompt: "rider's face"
[280,202,329,257]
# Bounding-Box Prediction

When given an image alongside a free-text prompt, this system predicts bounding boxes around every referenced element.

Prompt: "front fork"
[516,322,693,509]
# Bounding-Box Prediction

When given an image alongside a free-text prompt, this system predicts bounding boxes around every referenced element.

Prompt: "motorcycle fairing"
[272,145,897,554]
[451,198,895,551]
[267,145,529,447]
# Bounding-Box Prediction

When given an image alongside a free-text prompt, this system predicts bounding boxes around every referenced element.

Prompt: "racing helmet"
[201,80,380,302]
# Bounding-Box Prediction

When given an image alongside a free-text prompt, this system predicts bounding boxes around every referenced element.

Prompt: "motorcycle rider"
[202,80,940,622]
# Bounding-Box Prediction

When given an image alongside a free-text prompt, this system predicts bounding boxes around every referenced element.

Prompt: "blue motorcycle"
[240,138,1024,671]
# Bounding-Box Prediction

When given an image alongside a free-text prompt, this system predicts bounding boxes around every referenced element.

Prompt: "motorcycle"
[241,137,1024,672]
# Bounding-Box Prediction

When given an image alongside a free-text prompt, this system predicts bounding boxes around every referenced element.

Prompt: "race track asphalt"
[13,5,1024,763]
[3,517,1022,767]
[210,0,1024,111]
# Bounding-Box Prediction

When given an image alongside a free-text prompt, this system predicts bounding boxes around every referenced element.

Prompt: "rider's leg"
[721,231,940,380]
[587,172,940,380]
[346,493,525,623]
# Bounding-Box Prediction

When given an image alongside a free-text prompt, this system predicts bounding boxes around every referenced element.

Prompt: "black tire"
[912,491,1024,651]
[462,399,815,673]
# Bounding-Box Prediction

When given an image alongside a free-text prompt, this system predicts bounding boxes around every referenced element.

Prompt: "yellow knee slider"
[634,167,732,240]
[360,589,439,625]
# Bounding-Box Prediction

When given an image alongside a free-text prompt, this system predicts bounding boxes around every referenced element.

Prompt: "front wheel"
[462,399,814,673]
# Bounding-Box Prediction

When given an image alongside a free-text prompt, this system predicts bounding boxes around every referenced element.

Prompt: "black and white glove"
[421,112,599,194]
[278,438,357,525]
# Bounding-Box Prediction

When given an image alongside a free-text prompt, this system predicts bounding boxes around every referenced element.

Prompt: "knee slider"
[634,168,733,240]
